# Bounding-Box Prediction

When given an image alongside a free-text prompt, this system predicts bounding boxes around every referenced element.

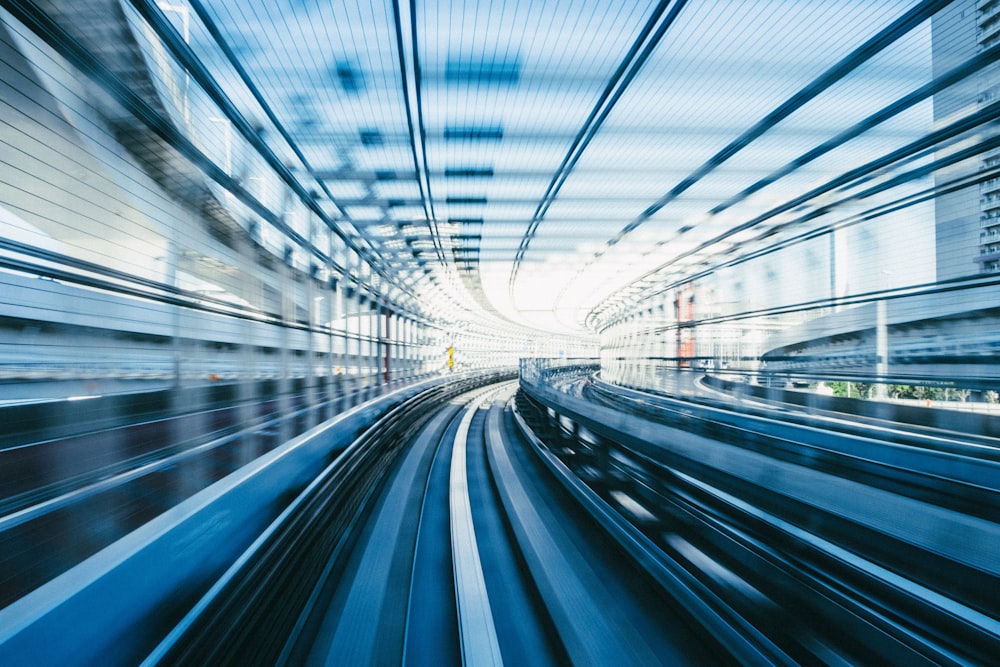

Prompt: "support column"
[306,246,317,428]
[383,307,392,386]
[351,252,363,405]
[875,298,888,399]
[334,269,346,411]
[402,317,410,381]
[376,296,384,391]
[344,252,361,405]
[278,244,292,444]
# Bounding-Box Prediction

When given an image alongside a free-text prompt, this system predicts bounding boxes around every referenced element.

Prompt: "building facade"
[933,0,1000,278]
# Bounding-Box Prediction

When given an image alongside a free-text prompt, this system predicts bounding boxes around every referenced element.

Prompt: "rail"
[0,370,511,666]
[517,367,1000,663]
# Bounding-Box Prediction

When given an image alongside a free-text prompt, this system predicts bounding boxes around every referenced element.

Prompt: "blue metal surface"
[0,376,443,666]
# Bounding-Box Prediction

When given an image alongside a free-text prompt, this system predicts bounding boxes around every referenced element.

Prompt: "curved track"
[521,368,1000,664]
[0,381,381,608]
[10,368,994,664]
[145,380,730,665]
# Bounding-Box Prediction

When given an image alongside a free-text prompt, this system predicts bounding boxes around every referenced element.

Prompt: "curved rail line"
[141,378,730,665]
[10,367,993,664]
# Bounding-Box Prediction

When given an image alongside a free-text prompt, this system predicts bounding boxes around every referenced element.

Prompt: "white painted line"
[450,392,503,667]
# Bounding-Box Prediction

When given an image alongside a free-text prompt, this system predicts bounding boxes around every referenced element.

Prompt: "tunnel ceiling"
[139,0,940,334]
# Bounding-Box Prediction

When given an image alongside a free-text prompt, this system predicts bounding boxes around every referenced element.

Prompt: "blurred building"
[933,0,1000,278]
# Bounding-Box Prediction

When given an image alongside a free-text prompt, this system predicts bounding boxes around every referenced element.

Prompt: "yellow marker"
[448,345,454,369]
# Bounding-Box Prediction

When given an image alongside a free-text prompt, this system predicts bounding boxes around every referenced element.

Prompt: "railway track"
[0,382,380,608]
[8,368,994,664]
[519,371,1000,664]
[143,380,730,665]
